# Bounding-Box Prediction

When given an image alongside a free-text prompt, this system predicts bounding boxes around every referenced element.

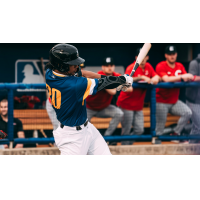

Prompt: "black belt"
[60,120,89,131]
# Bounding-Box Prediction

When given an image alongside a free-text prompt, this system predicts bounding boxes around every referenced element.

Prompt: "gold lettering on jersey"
[52,88,61,109]
[46,84,61,109]
[82,79,92,106]
[46,84,51,96]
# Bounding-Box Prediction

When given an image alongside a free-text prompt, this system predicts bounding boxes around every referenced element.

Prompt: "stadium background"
[0,43,197,105]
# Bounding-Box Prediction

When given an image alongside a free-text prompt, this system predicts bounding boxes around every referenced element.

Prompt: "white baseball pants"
[53,122,112,155]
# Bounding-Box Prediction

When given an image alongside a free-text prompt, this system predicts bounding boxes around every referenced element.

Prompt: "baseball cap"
[165,45,177,54]
[135,48,149,57]
[102,57,115,66]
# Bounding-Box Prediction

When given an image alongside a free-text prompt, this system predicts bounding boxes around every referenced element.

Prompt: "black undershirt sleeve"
[97,76,126,91]
[74,67,82,77]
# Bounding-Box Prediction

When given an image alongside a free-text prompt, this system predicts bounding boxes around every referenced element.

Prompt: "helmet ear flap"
[49,52,69,72]
[59,63,70,72]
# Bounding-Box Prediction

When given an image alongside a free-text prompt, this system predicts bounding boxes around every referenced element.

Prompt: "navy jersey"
[46,69,99,127]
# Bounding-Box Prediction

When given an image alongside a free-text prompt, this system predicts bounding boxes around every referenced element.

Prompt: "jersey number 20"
[46,84,61,109]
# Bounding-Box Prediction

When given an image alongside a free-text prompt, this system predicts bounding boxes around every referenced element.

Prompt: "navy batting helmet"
[47,44,85,72]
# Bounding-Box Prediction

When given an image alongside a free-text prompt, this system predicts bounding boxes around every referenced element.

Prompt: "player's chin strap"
[97,76,126,92]
[74,66,82,77]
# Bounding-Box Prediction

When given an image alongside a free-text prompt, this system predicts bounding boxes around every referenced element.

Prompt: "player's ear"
[135,56,138,60]
[146,56,149,61]
[164,54,168,60]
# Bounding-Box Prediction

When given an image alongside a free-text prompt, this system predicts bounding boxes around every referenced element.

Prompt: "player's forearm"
[151,75,160,82]
[133,77,143,82]
[97,76,126,91]
[15,144,23,148]
[162,75,181,82]
[105,88,117,95]
[17,131,25,138]
[16,131,25,148]
[82,70,101,79]
[125,87,133,93]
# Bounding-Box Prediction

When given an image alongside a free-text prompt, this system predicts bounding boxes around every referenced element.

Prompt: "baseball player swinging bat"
[117,43,152,91]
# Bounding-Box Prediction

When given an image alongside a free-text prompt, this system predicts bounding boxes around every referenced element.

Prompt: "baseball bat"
[117,43,152,91]
[40,129,54,147]
[130,43,152,77]
[40,57,49,100]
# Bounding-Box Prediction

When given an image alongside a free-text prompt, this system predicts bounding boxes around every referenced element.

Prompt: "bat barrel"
[130,43,151,77]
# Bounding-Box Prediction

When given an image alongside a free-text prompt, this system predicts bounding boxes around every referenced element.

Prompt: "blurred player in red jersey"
[117,48,160,145]
[86,57,124,136]
[156,45,193,137]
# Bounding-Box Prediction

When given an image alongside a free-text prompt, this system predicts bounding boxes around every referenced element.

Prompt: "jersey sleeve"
[125,65,133,75]
[16,119,23,132]
[113,72,121,77]
[156,63,167,77]
[75,77,99,105]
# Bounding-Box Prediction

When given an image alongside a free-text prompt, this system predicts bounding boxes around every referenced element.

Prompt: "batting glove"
[117,74,133,92]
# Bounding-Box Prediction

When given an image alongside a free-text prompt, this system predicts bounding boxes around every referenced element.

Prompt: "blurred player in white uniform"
[45,44,133,155]
[46,96,59,131]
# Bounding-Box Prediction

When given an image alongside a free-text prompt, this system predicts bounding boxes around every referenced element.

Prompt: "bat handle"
[130,63,140,77]
[130,70,135,77]
[117,85,123,91]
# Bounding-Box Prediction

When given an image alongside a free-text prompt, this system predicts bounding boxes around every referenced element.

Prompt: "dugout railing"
[0,82,200,147]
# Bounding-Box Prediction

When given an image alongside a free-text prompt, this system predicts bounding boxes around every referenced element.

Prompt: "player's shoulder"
[74,76,88,86]
[156,61,166,69]
[145,62,154,68]
[190,59,198,66]
[176,62,185,68]
[97,71,105,75]
[113,72,121,76]
[157,61,166,66]
[45,69,52,77]
[125,62,135,72]
[46,68,51,73]
[45,69,57,81]
[14,118,22,125]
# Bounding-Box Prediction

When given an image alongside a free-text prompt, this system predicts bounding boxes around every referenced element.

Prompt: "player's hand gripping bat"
[117,43,152,91]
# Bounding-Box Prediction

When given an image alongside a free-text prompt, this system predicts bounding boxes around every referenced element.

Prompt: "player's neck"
[1,114,8,122]
[166,60,176,69]
[103,71,113,76]
[139,65,145,71]
[54,70,69,76]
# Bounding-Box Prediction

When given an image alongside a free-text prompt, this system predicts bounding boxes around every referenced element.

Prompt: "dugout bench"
[14,108,180,133]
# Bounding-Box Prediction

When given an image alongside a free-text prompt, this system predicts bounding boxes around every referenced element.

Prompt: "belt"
[60,120,89,131]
